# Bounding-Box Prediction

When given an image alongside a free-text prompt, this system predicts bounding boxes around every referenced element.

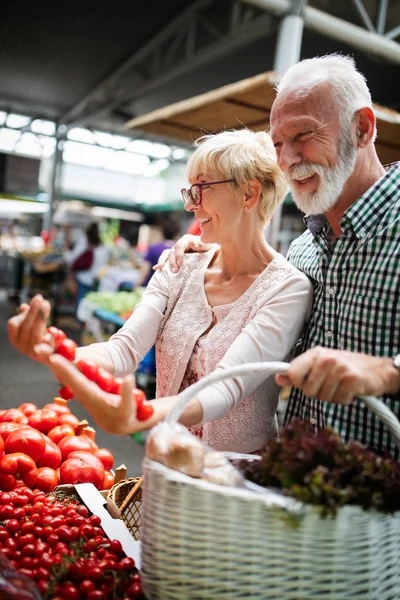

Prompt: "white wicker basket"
[141,362,400,600]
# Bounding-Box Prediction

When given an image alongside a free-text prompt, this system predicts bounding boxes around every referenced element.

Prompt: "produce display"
[0,486,144,599]
[0,398,115,492]
[238,419,400,515]
[84,290,144,319]
[48,327,154,422]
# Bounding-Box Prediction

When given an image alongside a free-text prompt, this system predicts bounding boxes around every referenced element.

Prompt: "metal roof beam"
[242,0,400,63]
[59,0,215,125]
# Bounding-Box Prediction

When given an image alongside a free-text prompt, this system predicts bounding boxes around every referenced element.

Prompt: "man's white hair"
[276,54,377,140]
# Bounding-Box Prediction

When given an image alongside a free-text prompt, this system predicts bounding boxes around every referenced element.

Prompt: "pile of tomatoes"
[49,327,154,421]
[0,486,144,599]
[0,398,115,493]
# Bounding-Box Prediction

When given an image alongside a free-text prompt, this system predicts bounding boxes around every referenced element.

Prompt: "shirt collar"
[303,162,400,239]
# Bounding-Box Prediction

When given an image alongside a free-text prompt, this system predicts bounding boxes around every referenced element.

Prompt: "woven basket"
[108,477,142,540]
[140,361,400,600]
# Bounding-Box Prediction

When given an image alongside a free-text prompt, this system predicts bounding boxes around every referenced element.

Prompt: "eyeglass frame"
[181,179,235,206]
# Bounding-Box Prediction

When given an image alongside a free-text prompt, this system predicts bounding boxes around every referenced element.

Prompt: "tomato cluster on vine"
[48,327,154,421]
[0,487,144,599]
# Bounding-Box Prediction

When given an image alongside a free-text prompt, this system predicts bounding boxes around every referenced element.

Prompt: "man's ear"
[355,107,376,147]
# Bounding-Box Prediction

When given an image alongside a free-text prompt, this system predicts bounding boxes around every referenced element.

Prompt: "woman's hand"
[7,294,52,363]
[153,234,216,273]
[275,347,400,405]
[48,353,142,435]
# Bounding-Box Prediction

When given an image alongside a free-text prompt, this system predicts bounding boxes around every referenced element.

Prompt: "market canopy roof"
[125,71,400,165]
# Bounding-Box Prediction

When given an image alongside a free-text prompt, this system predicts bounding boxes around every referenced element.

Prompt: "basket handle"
[165,361,400,450]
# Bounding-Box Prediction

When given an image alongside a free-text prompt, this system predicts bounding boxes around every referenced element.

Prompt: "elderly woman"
[8,129,312,453]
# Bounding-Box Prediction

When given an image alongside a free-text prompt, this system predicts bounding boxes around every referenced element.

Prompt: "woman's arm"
[195,273,313,423]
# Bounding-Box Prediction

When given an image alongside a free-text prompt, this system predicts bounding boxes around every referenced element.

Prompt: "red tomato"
[35,467,59,493]
[94,367,115,392]
[0,453,38,488]
[61,582,79,600]
[37,435,62,469]
[42,400,71,415]
[59,385,74,400]
[109,377,124,395]
[47,326,67,347]
[56,338,78,361]
[126,582,143,598]
[76,359,99,381]
[68,451,105,471]
[57,413,80,431]
[0,422,20,442]
[60,457,104,489]
[28,409,58,434]
[94,448,114,470]
[136,401,154,421]
[5,427,46,462]
[48,424,75,445]
[101,470,115,490]
[58,435,96,460]
[0,409,28,424]
[133,388,146,405]
[115,556,136,571]
[18,403,38,417]
[0,435,4,457]
[79,580,96,595]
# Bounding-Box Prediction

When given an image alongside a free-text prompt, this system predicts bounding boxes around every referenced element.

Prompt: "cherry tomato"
[76,359,99,381]
[133,388,146,405]
[116,556,136,571]
[109,539,123,555]
[79,580,96,596]
[5,519,20,534]
[126,582,143,598]
[61,582,79,600]
[59,385,75,400]
[47,326,67,346]
[56,338,78,361]
[94,367,115,392]
[87,591,105,600]
[136,401,154,421]
[89,515,101,527]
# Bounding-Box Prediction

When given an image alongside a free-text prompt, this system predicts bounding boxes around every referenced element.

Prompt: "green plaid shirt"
[285,163,400,458]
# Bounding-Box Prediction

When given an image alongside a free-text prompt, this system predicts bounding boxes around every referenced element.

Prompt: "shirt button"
[326,330,333,338]
[328,287,335,295]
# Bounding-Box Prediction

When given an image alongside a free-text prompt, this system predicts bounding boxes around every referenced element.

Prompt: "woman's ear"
[243,180,261,213]
[355,107,375,147]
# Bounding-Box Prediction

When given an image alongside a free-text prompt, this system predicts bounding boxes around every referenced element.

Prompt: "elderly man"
[162,54,400,457]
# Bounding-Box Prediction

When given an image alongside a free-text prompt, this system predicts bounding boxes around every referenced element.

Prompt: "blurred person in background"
[135,216,181,287]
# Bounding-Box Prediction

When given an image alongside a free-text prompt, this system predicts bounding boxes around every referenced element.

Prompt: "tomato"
[94,367,115,393]
[56,338,78,361]
[126,582,143,598]
[58,435,96,460]
[94,448,114,470]
[47,424,75,445]
[0,474,16,491]
[5,519,20,534]
[0,409,28,424]
[68,451,105,472]
[59,385,75,400]
[61,582,79,600]
[109,539,123,555]
[18,403,38,417]
[101,470,115,490]
[87,591,104,600]
[109,377,124,395]
[5,427,46,462]
[133,388,146,405]
[116,557,136,572]
[28,409,58,434]
[76,359,99,381]
[60,457,104,489]
[0,453,38,488]
[42,399,71,415]
[0,435,4,458]
[47,326,67,346]
[79,580,97,596]
[35,467,59,492]
[57,413,80,431]
[0,422,20,442]
[136,401,154,421]
[37,435,62,469]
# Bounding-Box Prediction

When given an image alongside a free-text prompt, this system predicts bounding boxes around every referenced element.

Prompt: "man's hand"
[153,234,216,273]
[275,347,400,405]
[7,294,52,363]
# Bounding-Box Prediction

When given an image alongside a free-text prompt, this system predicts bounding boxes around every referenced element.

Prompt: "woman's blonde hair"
[186,129,287,224]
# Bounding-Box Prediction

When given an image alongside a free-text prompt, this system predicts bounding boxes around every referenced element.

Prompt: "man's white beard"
[287,133,357,215]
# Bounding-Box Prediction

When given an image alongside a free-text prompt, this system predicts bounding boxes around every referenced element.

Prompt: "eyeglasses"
[181,179,235,206]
